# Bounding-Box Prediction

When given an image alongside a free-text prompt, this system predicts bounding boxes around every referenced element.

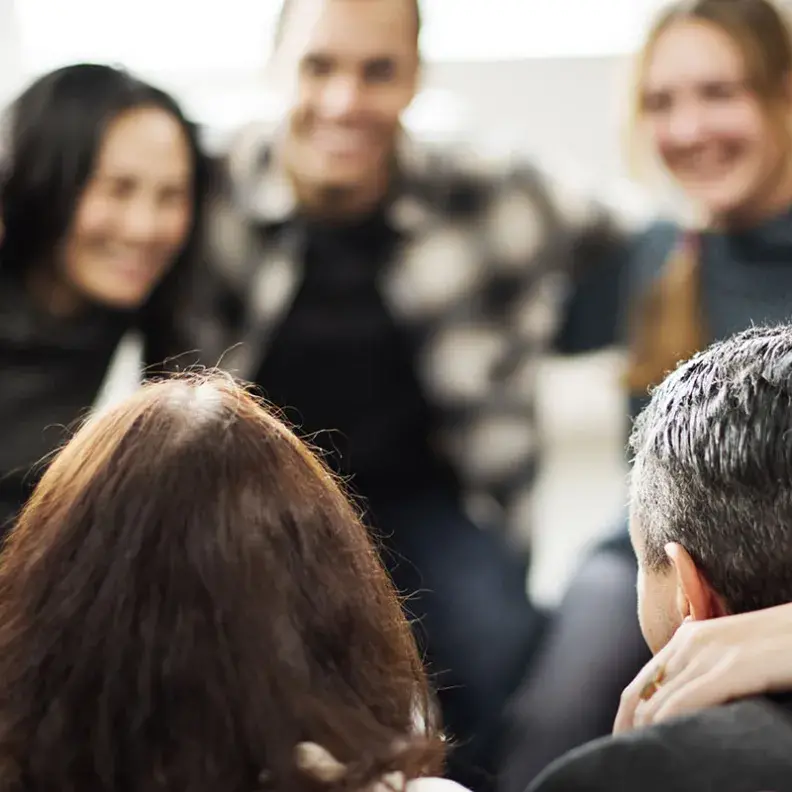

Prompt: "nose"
[317,75,365,120]
[666,104,708,147]
[119,195,160,244]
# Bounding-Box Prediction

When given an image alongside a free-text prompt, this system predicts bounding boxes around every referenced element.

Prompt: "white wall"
[0,0,23,107]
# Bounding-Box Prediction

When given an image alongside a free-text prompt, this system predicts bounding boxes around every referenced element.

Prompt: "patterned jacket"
[201,122,643,544]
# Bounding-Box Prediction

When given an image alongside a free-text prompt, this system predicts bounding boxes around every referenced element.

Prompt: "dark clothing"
[0,274,128,530]
[208,130,632,545]
[560,210,792,420]
[500,207,792,791]
[372,491,547,792]
[528,694,792,792]
[251,211,539,789]
[498,531,648,792]
[254,211,457,500]
[209,128,634,791]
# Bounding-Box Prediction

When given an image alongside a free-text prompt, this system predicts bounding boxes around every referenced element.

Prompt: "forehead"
[96,107,190,179]
[279,0,418,61]
[644,20,746,90]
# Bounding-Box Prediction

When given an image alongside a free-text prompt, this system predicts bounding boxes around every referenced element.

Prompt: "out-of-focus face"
[276,0,419,194]
[630,508,681,655]
[640,19,789,223]
[62,106,193,311]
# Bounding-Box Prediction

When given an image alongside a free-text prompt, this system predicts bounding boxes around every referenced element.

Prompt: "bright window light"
[14,0,669,77]
[14,0,279,74]
[420,0,665,60]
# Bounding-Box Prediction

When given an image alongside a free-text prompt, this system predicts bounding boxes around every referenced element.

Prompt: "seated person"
[0,372,467,792]
[529,324,792,792]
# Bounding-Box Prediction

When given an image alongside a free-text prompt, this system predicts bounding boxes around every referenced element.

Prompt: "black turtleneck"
[253,209,458,503]
[698,207,792,339]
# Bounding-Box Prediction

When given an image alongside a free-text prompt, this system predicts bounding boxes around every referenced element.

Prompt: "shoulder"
[529,698,792,792]
[396,134,546,222]
[625,217,681,288]
[631,218,680,258]
[213,119,280,190]
[527,721,682,791]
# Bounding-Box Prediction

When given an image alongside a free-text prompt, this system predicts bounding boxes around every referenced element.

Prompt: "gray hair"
[629,324,792,614]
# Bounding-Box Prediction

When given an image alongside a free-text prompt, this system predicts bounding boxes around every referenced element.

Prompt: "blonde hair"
[627,0,792,177]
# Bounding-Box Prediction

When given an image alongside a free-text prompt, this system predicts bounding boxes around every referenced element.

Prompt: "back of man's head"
[630,325,792,625]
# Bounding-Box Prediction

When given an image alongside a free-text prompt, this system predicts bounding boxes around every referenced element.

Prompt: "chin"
[89,289,150,312]
[684,176,760,223]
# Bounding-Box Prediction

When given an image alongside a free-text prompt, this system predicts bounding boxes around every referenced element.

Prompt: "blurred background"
[0,0,696,605]
[0,0,678,606]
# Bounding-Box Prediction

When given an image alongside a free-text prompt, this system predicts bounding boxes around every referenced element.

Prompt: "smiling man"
[202,0,631,785]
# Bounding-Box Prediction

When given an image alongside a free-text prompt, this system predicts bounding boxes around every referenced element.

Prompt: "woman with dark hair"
[0,372,458,792]
[0,63,209,530]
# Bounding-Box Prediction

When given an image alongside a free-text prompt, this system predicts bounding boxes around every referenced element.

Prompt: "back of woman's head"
[0,373,442,792]
[0,63,209,362]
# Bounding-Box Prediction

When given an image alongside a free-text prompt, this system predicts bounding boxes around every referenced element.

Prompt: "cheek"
[648,121,674,165]
[291,86,314,130]
[70,193,115,242]
[712,108,768,154]
[637,567,678,654]
[372,84,415,126]
[160,206,192,252]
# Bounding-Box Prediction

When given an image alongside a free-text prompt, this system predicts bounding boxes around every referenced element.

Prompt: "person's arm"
[614,605,792,734]
[542,172,660,356]
[552,224,628,355]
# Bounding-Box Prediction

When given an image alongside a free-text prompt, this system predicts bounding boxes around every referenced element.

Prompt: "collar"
[225,122,439,235]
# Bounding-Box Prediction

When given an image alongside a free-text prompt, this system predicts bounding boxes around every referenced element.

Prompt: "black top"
[254,210,457,502]
[0,273,129,530]
[529,693,792,792]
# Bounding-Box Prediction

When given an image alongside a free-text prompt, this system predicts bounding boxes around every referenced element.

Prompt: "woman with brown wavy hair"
[0,373,454,792]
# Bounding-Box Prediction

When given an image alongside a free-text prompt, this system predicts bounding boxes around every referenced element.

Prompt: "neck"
[282,141,393,222]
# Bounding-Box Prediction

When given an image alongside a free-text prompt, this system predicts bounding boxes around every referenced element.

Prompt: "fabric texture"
[203,123,637,542]
[527,694,792,792]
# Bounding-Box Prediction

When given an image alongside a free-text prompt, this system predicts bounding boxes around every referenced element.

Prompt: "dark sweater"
[254,211,458,502]
[0,275,129,531]
[528,693,792,792]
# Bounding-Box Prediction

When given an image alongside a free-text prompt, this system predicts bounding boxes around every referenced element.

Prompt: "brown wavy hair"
[0,373,443,792]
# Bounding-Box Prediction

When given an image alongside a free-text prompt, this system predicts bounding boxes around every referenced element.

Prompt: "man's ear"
[665,543,724,622]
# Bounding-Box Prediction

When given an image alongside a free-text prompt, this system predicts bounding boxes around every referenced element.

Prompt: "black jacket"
[529,693,792,792]
[0,275,129,531]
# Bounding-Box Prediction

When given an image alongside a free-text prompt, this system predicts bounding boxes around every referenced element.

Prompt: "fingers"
[639,667,736,727]
[632,657,726,729]
[614,671,658,734]
[612,618,696,734]
[613,647,672,734]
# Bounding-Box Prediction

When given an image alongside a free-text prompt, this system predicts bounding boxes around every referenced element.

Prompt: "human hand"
[614,605,792,734]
